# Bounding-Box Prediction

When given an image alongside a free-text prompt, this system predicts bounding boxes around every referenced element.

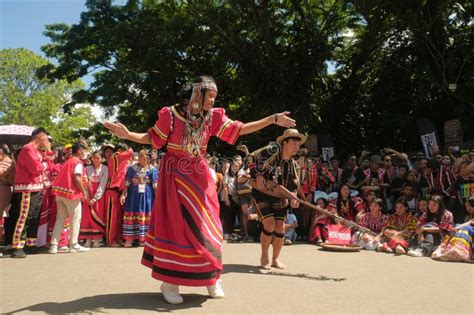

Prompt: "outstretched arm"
[239,111,296,135]
[384,148,408,161]
[104,121,151,144]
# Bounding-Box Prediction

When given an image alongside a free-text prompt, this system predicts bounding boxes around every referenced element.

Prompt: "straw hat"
[276,129,307,145]
[101,143,115,151]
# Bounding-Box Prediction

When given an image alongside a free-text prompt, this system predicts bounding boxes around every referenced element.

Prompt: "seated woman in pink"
[353,198,389,250]
[378,197,417,255]
[407,195,454,257]
[309,191,330,245]
[311,185,365,245]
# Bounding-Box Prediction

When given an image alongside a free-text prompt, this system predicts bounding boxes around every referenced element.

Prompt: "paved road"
[1,242,473,314]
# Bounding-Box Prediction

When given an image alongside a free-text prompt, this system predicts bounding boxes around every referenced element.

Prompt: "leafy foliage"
[38,0,473,154]
[0,48,97,145]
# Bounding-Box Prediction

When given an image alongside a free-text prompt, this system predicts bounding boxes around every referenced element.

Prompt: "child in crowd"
[284,209,298,245]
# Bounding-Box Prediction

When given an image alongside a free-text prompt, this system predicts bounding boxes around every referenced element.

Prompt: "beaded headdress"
[182,80,218,157]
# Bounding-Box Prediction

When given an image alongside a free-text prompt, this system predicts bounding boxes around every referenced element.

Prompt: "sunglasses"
[384,159,391,162]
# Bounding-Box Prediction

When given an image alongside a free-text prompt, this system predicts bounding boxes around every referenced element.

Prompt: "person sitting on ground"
[353,198,389,250]
[327,184,366,223]
[284,209,298,245]
[417,199,428,218]
[377,197,417,255]
[407,195,454,257]
[431,218,473,263]
[309,191,330,245]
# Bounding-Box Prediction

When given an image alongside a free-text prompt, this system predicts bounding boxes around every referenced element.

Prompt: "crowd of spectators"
[1,130,473,263]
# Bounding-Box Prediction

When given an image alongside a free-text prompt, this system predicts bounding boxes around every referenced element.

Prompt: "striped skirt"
[432,225,473,263]
[142,153,223,286]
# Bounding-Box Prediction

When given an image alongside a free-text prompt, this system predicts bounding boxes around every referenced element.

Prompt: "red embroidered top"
[358,212,389,234]
[148,106,243,155]
[327,196,366,222]
[14,143,54,192]
[417,209,454,237]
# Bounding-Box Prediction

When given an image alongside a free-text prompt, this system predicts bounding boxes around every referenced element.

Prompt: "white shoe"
[394,245,406,255]
[207,279,225,299]
[49,245,58,254]
[84,239,92,248]
[70,244,90,253]
[58,246,70,253]
[407,248,424,257]
[160,282,183,304]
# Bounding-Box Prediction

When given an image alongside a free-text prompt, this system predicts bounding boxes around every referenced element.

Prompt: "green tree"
[0,48,97,145]
[39,0,352,151]
[325,0,473,153]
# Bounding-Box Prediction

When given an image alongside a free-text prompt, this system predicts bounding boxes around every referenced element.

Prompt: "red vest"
[14,142,54,192]
[52,157,85,200]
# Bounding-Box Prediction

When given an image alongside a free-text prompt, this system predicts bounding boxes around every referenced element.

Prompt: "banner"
[416,118,438,157]
[321,147,335,162]
[318,134,335,162]
[420,132,438,158]
[328,224,352,245]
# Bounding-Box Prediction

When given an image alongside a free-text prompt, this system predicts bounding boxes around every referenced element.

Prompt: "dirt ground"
[1,242,473,314]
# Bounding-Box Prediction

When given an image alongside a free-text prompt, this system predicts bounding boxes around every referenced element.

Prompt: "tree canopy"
[38,0,474,155]
[0,48,97,145]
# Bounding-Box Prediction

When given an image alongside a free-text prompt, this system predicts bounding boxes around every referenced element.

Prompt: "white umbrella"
[0,124,35,145]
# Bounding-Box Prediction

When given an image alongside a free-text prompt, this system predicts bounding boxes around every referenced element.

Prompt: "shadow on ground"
[223,264,346,282]
[7,292,208,314]
[7,265,346,313]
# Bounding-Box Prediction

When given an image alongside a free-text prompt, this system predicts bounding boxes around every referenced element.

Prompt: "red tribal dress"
[79,164,109,240]
[383,212,417,249]
[142,105,243,286]
[311,197,365,242]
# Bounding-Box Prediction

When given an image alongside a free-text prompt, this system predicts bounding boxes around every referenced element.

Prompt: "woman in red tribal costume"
[378,197,417,255]
[328,184,366,221]
[79,151,109,247]
[104,76,296,304]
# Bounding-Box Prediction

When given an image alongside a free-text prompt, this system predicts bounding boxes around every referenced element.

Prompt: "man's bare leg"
[260,218,275,270]
[271,220,286,269]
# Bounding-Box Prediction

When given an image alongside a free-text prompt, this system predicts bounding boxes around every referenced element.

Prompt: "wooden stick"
[249,179,376,236]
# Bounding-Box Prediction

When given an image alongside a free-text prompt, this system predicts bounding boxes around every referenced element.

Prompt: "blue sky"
[1,0,336,89]
[1,0,93,85]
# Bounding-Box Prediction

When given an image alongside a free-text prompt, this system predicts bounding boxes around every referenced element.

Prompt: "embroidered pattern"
[12,192,31,249]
